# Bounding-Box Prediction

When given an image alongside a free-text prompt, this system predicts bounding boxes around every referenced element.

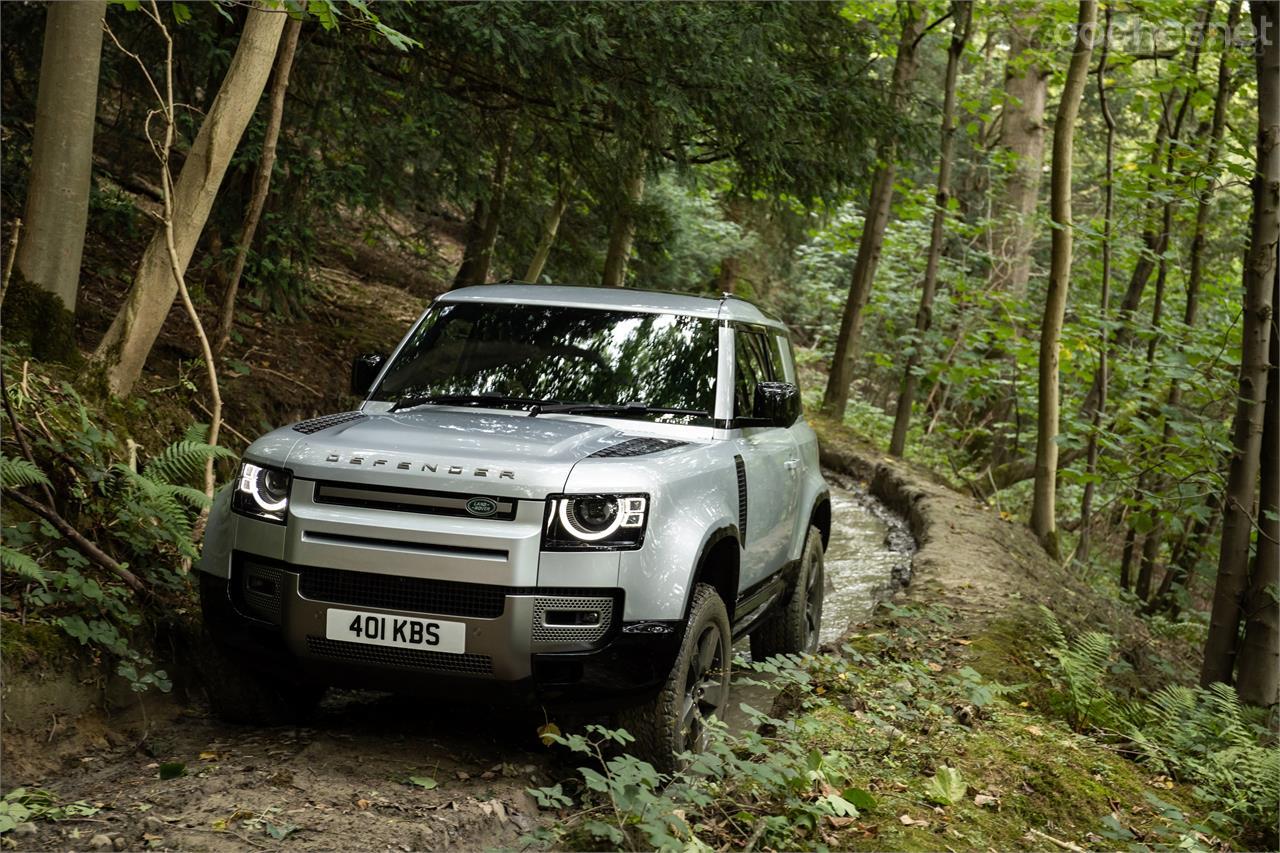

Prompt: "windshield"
[373,301,719,424]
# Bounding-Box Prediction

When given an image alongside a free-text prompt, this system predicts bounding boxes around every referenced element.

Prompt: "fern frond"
[143,440,233,485]
[0,455,51,490]
[0,544,47,585]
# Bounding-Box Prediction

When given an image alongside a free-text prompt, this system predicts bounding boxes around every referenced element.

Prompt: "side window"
[766,334,788,383]
[733,330,773,419]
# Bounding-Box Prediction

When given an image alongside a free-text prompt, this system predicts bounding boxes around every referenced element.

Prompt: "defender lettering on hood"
[322,451,515,480]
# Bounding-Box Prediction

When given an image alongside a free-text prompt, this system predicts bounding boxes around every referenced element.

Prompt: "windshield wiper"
[391,393,553,413]
[529,401,706,419]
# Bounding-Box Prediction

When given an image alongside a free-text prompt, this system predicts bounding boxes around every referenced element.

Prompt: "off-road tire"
[750,524,825,660]
[196,631,326,725]
[619,583,731,774]
[196,573,325,725]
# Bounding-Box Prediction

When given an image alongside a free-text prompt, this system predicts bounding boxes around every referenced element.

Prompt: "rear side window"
[733,330,774,418]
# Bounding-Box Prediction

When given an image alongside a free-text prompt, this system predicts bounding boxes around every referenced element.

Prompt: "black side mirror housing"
[752,381,801,428]
[350,353,386,397]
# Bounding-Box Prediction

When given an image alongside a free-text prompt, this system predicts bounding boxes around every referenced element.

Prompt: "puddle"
[726,469,915,730]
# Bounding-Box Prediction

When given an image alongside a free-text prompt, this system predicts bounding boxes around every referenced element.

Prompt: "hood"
[267,408,633,499]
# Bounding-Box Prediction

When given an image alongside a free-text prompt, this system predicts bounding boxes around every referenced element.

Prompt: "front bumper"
[199,554,681,709]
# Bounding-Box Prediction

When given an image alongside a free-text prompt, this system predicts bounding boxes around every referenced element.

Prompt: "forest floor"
[1,218,1235,851]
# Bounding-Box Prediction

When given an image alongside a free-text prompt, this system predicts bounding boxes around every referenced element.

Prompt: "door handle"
[784,459,800,471]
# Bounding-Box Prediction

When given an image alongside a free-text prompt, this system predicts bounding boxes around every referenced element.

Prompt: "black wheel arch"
[685,524,741,623]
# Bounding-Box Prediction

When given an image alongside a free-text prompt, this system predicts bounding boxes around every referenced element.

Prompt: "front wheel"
[619,584,731,773]
[750,524,825,659]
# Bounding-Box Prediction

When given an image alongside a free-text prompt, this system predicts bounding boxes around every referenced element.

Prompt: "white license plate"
[325,608,465,654]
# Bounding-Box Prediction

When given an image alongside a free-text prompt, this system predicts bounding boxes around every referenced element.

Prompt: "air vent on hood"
[293,411,367,434]
[588,437,688,458]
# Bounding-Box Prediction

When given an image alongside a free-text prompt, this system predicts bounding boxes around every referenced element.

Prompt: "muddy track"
[3,475,911,852]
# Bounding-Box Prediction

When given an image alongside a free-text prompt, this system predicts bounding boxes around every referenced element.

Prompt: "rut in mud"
[7,473,912,852]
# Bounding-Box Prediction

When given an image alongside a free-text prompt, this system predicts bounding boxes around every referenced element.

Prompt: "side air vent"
[589,437,689,458]
[734,455,748,544]
[293,411,367,435]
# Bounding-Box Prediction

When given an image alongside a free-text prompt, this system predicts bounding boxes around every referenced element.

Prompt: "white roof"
[439,284,781,327]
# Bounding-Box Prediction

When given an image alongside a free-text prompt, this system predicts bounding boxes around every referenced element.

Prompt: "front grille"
[589,437,688,458]
[292,411,366,434]
[312,481,517,521]
[299,566,508,618]
[532,595,614,645]
[305,636,493,674]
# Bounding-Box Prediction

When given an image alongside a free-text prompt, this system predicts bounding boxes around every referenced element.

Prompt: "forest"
[0,1,1277,851]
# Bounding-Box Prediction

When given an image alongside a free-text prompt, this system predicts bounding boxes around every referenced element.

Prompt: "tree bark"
[14,0,107,361]
[822,0,926,417]
[987,7,1049,298]
[92,4,287,396]
[452,126,516,289]
[601,154,645,288]
[1077,2,1116,563]
[1237,268,1279,707]
[1029,0,1097,560]
[1201,0,1279,688]
[214,16,301,356]
[889,1,972,457]
[523,172,574,283]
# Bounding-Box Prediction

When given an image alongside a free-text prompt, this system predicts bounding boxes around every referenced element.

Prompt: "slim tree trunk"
[822,0,926,417]
[452,126,516,289]
[987,8,1049,298]
[1237,272,1279,707]
[14,0,106,362]
[601,155,645,288]
[1151,495,1221,616]
[889,0,972,457]
[1029,0,1097,560]
[92,3,287,396]
[524,172,574,283]
[1077,2,1116,563]
[1202,0,1279,688]
[214,16,301,356]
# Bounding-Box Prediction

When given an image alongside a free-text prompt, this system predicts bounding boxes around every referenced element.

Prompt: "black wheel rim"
[678,622,728,755]
[804,551,824,651]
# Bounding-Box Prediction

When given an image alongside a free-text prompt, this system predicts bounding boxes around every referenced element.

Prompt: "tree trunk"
[987,8,1049,298]
[1237,270,1279,707]
[451,199,488,289]
[92,4,287,396]
[601,155,645,288]
[1077,2,1116,563]
[822,0,925,417]
[1201,0,1279,688]
[889,1,972,457]
[1151,496,1221,616]
[1029,0,1097,560]
[214,16,301,356]
[523,172,574,283]
[14,0,107,362]
[452,126,515,289]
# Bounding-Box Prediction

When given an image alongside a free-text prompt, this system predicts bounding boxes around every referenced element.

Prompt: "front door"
[731,327,800,591]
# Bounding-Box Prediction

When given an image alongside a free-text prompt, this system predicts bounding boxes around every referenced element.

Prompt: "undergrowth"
[524,601,1266,852]
[1,348,231,690]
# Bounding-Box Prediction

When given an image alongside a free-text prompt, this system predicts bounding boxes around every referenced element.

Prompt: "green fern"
[0,544,47,585]
[0,455,51,490]
[143,439,233,485]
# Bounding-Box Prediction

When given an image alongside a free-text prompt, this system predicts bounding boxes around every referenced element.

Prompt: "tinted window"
[733,330,773,418]
[375,302,718,424]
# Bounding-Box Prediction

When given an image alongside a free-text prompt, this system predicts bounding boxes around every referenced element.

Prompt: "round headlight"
[560,496,622,540]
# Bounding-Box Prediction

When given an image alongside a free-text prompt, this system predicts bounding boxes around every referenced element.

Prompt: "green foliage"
[1038,609,1279,841]
[0,788,99,834]
[1,351,231,690]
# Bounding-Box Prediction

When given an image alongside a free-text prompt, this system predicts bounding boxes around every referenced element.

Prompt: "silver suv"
[198,285,830,769]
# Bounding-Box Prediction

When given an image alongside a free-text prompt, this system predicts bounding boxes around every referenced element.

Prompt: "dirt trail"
[4,473,914,852]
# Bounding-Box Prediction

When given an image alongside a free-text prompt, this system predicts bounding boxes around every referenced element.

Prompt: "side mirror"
[752,381,801,428]
[350,353,386,397]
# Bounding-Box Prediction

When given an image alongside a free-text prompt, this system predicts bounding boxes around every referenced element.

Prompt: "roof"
[438,283,782,327]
